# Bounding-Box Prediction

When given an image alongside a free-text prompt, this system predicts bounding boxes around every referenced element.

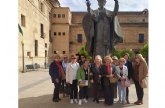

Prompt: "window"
[54,51,57,54]
[58,14,61,18]
[45,50,47,57]
[53,14,56,18]
[63,32,65,36]
[45,43,47,48]
[54,32,56,36]
[77,34,82,43]
[58,32,61,36]
[40,23,44,38]
[40,2,44,12]
[62,51,66,54]
[139,34,144,43]
[49,30,52,42]
[27,52,31,57]
[35,40,38,56]
[21,14,26,27]
[62,14,65,18]
[142,19,145,22]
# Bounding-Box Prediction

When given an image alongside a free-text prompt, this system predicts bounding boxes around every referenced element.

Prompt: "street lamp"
[21,38,25,73]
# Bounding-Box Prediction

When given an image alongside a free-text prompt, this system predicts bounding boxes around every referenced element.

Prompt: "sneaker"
[83,98,88,103]
[78,100,82,105]
[122,100,126,105]
[74,99,78,103]
[70,99,74,104]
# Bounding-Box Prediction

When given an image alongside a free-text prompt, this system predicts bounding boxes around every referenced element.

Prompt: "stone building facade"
[50,8,148,58]
[18,0,60,72]
[18,1,148,72]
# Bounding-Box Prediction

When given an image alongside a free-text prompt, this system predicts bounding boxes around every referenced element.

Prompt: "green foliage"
[111,49,134,59]
[140,43,148,58]
[78,45,93,61]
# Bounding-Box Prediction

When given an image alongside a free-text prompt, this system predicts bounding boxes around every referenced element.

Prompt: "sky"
[59,0,148,12]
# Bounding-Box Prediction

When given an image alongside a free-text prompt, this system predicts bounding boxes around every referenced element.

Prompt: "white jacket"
[66,62,79,84]
[115,65,128,79]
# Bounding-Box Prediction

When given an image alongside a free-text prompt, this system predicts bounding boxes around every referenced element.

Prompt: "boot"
[126,96,130,104]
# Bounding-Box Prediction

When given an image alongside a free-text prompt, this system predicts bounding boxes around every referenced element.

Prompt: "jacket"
[115,65,128,80]
[133,61,148,82]
[66,62,79,84]
[49,61,61,83]
[101,64,116,86]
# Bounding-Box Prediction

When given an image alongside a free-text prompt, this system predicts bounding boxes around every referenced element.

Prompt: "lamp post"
[22,39,25,73]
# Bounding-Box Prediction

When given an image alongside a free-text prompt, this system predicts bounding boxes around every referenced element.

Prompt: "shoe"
[134,100,139,104]
[96,99,99,103]
[78,100,82,105]
[53,99,59,102]
[74,99,78,103]
[70,99,74,104]
[135,100,143,105]
[83,98,88,103]
[117,99,122,103]
[93,98,96,102]
[126,97,130,104]
[58,98,61,101]
[122,100,126,105]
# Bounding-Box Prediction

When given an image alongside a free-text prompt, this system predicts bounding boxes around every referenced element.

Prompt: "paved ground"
[19,69,148,108]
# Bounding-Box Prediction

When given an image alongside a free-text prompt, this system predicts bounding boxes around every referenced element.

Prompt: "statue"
[83,0,123,57]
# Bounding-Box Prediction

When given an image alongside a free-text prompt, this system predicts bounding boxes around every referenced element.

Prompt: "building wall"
[18,0,59,72]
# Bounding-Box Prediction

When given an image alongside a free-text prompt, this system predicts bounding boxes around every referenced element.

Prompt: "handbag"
[140,78,147,88]
[124,78,131,87]
[110,76,118,84]
[121,78,130,87]
[79,80,88,87]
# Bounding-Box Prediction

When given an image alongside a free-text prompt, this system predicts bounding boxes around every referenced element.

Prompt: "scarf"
[55,61,62,77]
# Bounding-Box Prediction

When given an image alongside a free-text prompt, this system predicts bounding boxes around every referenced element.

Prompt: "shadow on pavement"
[19,94,139,108]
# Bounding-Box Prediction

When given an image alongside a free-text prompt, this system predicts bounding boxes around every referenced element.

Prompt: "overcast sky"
[59,0,148,12]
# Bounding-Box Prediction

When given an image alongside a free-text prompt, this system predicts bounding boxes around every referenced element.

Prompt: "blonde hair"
[104,55,113,63]
[52,54,61,59]
[136,54,146,63]
[94,55,102,64]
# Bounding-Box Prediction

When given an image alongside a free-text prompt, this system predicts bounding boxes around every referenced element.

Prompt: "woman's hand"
[55,78,59,83]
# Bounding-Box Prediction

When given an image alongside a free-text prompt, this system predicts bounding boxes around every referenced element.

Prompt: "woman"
[123,53,133,104]
[115,58,128,104]
[49,54,65,102]
[77,60,90,105]
[66,54,80,104]
[112,56,119,99]
[102,55,116,105]
[133,54,148,105]
[90,55,103,103]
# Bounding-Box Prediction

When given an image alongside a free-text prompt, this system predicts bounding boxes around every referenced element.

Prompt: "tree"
[140,43,148,62]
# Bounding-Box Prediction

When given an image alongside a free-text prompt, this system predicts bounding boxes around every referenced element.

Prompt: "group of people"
[49,53,148,106]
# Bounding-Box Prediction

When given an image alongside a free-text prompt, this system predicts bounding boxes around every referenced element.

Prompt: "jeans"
[117,81,126,102]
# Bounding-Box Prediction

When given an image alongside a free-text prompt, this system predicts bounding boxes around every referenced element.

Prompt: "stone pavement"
[19,69,148,108]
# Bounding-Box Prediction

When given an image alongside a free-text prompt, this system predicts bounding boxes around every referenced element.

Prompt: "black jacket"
[49,61,61,83]
[101,64,116,86]
[125,61,134,79]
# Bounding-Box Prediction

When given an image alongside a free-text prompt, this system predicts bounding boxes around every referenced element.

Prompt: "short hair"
[70,54,77,59]
[52,54,61,59]
[119,57,126,64]
[94,55,102,64]
[104,55,113,63]
[123,53,130,58]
